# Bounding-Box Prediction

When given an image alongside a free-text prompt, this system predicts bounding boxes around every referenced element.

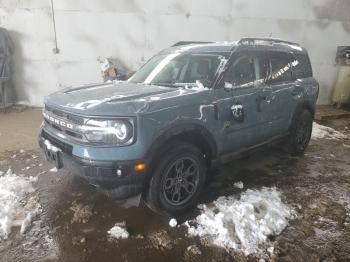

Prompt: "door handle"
[259,87,273,103]
[256,87,273,112]
[259,87,272,97]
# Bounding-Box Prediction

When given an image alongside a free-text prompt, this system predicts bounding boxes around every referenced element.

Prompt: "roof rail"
[238,37,300,47]
[172,41,214,47]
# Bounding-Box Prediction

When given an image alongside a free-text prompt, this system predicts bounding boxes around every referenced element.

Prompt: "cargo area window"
[269,52,293,83]
[291,53,313,79]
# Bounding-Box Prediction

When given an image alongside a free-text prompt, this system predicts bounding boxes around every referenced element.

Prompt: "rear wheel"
[284,109,313,155]
[145,142,207,216]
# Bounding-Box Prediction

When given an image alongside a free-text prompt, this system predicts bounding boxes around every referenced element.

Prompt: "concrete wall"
[0,0,349,105]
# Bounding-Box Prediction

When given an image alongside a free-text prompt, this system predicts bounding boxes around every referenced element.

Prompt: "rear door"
[267,51,298,136]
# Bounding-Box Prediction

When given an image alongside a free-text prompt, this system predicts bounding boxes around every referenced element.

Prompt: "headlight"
[81,119,134,145]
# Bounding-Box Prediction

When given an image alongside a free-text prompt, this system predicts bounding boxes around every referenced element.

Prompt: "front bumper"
[38,130,148,200]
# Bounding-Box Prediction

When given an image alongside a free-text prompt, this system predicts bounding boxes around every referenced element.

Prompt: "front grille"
[45,105,84,125]
[41,129,73,155]
[43,105,85,141]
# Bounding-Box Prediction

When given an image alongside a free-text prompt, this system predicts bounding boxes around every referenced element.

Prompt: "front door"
[214,51,273,155]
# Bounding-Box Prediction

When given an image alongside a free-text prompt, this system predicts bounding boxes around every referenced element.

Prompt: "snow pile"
[186,187,294,255]
[108,222,129,239]
[312,122,346,140]
[0,169,41,239]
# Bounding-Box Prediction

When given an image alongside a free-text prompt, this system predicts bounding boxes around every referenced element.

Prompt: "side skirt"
[211,133,289,167]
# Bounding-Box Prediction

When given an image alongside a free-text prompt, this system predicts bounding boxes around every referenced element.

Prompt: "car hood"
[44,81,208,116]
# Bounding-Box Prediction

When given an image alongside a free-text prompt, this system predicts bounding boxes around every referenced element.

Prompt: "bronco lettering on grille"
[43,111,74,129]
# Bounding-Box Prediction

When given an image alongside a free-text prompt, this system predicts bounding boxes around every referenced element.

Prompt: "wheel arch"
[146,122,217,163]
[300,100,316,117]
[143,123,216,212]
[290,100,315,129]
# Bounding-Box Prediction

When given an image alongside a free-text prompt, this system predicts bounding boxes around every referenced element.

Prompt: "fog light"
[116,169,122,177]
[134,163,146,171]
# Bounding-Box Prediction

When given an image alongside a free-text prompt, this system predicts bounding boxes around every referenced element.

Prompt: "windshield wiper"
[151,83,176,88]
[173,82,197,87]
[173,81,208,90]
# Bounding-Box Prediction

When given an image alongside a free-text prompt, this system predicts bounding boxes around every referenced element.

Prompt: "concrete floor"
[0,106,42,151]
[0,107,349,262]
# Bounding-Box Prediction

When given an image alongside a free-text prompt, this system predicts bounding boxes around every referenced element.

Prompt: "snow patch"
[312,122,346,140]
[44,140,62,153]
[185,187,294,255]
[169,218,177,227]
[49,167,58,173]
[108,222,129,239]
[20,207,41,234]
[186,245,202,255]
[233,181,244,189]
[0,169,41,239]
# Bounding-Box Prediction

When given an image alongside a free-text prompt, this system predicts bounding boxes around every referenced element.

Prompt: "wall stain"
[233,1,247,11]
[342,22,350,33]
[312,0,350,22]
[277,19,304,34]
[172,2,186,15]
[313,20,331,30]
[95,0,144,14]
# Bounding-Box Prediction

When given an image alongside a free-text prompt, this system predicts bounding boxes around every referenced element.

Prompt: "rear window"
[291,53,313,79]
[269,52,293,83]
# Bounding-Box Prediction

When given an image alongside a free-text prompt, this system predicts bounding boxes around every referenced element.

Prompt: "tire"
[145,142,207,216]
[284,109,313,156]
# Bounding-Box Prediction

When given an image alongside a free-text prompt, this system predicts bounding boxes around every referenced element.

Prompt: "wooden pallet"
[315,105,350,121]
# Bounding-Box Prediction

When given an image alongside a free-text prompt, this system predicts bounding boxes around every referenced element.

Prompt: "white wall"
[0,0,349,105]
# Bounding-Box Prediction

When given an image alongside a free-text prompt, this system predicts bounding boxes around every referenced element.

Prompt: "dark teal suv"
[39,38,319,215]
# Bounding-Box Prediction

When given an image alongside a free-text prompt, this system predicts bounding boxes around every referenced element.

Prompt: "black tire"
[284,109,313,155]
[145,142,207,216]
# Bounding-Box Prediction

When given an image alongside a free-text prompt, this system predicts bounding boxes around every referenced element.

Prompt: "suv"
[39,38,319,215]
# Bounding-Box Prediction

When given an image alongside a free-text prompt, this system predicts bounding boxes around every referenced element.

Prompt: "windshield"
[128,52,227,88]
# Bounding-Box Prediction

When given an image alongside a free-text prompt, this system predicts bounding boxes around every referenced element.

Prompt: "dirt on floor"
[0,107,349,262]
[0,106,42,151]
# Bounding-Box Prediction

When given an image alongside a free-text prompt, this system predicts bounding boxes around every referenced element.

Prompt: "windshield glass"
[128,52,227,88]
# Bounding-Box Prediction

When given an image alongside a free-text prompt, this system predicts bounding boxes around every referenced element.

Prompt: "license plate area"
[44,140,63,169]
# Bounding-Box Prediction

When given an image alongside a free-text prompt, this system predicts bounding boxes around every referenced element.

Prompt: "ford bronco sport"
[39,38,319,215]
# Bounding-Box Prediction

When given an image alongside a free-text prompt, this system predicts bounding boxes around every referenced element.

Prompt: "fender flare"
[145,121,218,160]
[289,99,315,130]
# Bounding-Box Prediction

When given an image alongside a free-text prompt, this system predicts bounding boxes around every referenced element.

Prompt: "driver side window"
[225,54,256,87]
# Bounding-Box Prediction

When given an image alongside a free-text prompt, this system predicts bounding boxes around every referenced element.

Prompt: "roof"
[161,38,306,55]
[161,42,236,54]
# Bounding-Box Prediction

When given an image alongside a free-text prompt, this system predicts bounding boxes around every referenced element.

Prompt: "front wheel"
[145,142,207,216]
[284,109,313,155]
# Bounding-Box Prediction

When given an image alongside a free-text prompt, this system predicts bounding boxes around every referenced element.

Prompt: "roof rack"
[238,37,300,47]
[172,41,214,47]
